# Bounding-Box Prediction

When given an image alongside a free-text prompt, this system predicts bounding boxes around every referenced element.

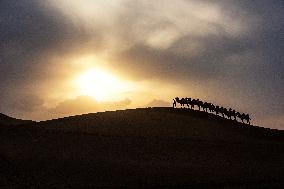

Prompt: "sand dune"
[0,108,283,188]
[0,113,33,126]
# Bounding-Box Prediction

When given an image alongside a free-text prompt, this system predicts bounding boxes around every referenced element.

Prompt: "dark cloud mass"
[0,0,90,115]
[0,0,283,129]
[0,0,88,90]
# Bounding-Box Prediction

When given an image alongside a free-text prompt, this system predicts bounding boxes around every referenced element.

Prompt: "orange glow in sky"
[75,68,133,101]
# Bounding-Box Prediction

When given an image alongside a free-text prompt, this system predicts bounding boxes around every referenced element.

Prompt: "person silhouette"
[173,99,177,108]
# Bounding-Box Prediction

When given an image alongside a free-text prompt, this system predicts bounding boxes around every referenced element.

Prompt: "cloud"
[0,93,44,113]
[112,34,252,83]
[49,96,131,117]
[0,0,283,129]
[0,92,46,120]
[146,99,171,107]
[0,0,91,95]
[0,0,95,117]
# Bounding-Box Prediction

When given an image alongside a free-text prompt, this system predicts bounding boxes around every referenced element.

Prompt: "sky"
[0,0,283,129]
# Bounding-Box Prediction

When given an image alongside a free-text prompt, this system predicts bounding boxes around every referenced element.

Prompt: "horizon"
[0,0,283,129]
[2,106,280,131]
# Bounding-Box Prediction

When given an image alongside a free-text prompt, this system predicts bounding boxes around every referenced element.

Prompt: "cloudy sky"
[0,0,283,129]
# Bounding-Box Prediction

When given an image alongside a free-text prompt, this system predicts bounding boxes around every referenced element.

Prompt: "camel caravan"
[173,97,251,124]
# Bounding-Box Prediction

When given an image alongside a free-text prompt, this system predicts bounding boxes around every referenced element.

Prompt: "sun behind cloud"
[75,68,133,102]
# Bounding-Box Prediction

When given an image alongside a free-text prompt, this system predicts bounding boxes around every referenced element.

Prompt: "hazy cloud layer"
[147,99,171,107]
[50,96,131,118]
[0,0,283,128]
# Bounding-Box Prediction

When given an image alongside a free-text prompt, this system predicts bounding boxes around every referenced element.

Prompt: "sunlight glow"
[75,68,132,101]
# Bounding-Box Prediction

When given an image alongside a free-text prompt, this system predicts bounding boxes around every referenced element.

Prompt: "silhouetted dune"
[37,108,284,142]
[0,113,33,126]
[0,108,283,188]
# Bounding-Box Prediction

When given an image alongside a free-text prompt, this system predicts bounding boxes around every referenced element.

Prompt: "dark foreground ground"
[1,108,284,188]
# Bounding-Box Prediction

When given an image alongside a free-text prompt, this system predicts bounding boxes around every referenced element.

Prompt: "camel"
[215,106,220,116]
[226,108,233,120]
[175,97,187,108]
[208,103,215,113]
[185,97,192,109]
[184,98,194,109]
[196,99,203,111]
[244,114,251,124]
[219,107,225,118]
[202,102,210,112]
[190,99,197,109]
[231,109,237,120]
[236,112,244,123]
[239,113,251,124]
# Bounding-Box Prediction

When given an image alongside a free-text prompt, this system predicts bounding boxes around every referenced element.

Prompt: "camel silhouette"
[190,99,196,109]
[239,113,251,124]
[208,103,215,113]
[172,97,252,125]
[185,97,192,109]
[175,97,187,108]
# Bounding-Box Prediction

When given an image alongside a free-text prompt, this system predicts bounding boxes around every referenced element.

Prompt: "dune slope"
[0,113,33,126]
[0,108,283,188]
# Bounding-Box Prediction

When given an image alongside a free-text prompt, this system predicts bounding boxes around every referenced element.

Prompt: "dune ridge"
[0,108,283,188]
[36,107,284,142]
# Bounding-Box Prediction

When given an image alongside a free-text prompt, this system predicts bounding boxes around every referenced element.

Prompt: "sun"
[75,68,132,101]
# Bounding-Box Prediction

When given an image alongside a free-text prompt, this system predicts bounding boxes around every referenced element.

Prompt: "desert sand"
[1,108,283,188]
